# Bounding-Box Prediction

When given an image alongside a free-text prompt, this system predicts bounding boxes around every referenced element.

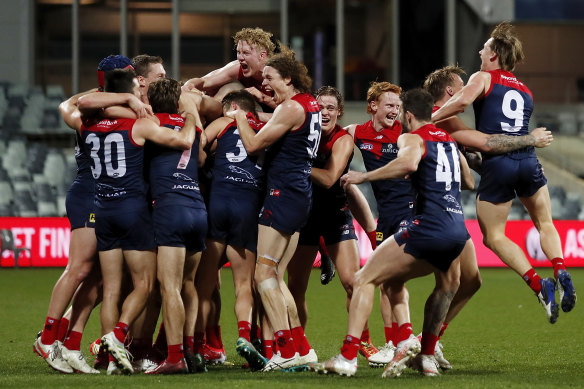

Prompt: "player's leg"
[287,245,318,328]
[478,196,559,322]
[227,245,257,338]
[521,185,576,312]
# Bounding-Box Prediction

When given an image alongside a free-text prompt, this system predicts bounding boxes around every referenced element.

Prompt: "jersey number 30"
[85,133,127,179]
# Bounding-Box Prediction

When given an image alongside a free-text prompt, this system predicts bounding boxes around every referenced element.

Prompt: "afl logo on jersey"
[360,143,373,150]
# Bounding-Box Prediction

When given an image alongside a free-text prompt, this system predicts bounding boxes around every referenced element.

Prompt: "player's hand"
[128,96,153,118]
[178,91,199,116]
[225,108,246,122]
[341,170,366,189]
[181,79,203,94]
[531,127,553,148]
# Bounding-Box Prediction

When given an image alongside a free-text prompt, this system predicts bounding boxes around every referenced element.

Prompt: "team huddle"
[33,23,576,378]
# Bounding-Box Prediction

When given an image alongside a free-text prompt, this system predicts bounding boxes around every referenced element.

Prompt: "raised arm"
[58,88,98,131]
[78,92,152,118]
[311,134,354,189]
[432,71,490,122]
[182,61,240,96]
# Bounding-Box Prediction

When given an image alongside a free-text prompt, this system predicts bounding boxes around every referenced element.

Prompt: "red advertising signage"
[0,217,71,267]
[1,217,583,268]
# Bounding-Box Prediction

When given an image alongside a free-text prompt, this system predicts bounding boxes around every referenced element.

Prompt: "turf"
[1,267,583,388]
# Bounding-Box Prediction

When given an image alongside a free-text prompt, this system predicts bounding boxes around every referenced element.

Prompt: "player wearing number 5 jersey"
[77,69,200,374]
[432,22,576,324]
[228,49,320,371]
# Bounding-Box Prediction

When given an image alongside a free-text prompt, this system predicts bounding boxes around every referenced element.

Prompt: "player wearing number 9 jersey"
[432,22,576,324]
[229,49,320,370]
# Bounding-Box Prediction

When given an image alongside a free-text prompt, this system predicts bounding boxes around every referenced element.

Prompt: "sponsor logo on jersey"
[97,119,118,127]
[375,135,383,140]
[359,143,374,150]
[446,207,463,214]
[270,189,281,197]
[173,172,194,182]
[429,130,446,137]
[228,165,255,181]
[172,184,200,191]
[381,143,398,154]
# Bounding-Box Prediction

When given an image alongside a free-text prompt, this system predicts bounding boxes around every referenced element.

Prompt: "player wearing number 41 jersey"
[76,69,201,374]
[314,89,472,378]
[433,22,576,324]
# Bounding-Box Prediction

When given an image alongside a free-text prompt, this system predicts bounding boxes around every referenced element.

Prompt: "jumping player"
[432,22,576,324]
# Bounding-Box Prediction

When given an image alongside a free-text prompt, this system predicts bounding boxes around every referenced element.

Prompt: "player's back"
[473,69,533,137]
[412,124,466,236]
[146,113,205,207]
[212,113,265,192]
[81,117,147,209]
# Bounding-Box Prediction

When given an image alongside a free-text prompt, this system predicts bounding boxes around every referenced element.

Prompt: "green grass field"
[1,267,583,388]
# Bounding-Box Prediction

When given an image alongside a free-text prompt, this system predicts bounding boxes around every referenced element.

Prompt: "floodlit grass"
[1,267,583,388]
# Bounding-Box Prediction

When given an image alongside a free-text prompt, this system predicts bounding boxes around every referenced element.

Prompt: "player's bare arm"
[311,134,354,189]
[341,133,423,187]
[432,71,490,122]
[229,99,304,154]
[182,60,240,95]
[459,150,475,190]
[58,88,99,131]
[78,92,152,118]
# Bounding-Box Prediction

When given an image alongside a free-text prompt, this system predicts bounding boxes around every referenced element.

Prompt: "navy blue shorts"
[375,209,413,246]
[478,150,547,203]
[259,186,311,235]
[95,202,156,251]
[298,205,357,246]
[153,203,207,253]
[207,188,261,252]
[66,184,95,230]
[394,216,469,272]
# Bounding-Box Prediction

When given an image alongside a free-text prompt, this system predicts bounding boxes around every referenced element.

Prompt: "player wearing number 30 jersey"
[432,22,576,324]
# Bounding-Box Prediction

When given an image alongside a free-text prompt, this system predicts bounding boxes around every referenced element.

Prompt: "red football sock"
[291,326,311,356]
[184,336,194,353]
[206,326,223,349]
[318,236,329,256]
[391,322,399,344]
[167,344,184,364]
[263,340,274,359]
[57,317,70,342]
[420,331,439,356]
[113,322,129,344]
[193,331,205,354]
[40,316,59,345]
[384,326,392,343]
[522,269,542,294]
[63,330,82,351]
[340,334,360,360]
[439,322,449,338]
[274,330,295,358]
[551,257,566,278]
[395,322,413,345]
[366,230,377,249]
[360,328,371,344]
[238,321,252,341]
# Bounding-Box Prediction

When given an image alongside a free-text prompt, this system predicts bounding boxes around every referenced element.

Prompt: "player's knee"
[256,277,278,295]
